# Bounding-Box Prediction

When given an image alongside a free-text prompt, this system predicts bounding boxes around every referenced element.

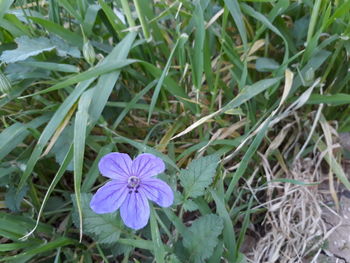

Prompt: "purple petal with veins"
[98,153,132,179]
[131,153,165,178]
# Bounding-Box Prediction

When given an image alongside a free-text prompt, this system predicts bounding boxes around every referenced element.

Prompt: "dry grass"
[242,112,346,262]
[252,158,327,262]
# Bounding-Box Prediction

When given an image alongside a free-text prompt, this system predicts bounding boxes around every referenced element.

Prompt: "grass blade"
[74,89,93,242]
[20,59,137,98]
[18,79,93,191]
[147,33,188,123]
[172,77,281,140]
[150,206,165,263]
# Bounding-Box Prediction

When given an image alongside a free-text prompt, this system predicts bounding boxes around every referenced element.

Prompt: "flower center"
[127,176,140,188]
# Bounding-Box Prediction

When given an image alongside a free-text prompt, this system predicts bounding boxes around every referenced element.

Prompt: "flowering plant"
[90,152,173,230]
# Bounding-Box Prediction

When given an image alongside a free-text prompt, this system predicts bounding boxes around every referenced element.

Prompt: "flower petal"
[140,178,174,207]
[98,152,132,179]
[120,190,150,230]
[90,180,128,214]
[131,153,165,178]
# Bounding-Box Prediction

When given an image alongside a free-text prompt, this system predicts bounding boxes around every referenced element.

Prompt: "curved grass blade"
[20,146,73,240]
[0,0,14,20]
[172,77,281,140]
[74,89,93,242]
[18,79,93,191]
[0,115,49,161]
[20,59,137,98]
[150,206,165,263]
[223,0,247,51]
[18,61,80,73]
[192,1,205,90]
[0,237,77,262]
[29,17,83,47]
[210,189,237,262]
[147,33,188,123]
[112,80,157,129]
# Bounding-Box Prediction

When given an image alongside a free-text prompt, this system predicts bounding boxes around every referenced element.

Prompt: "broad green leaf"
[183,199,198,212]
[49,35,80,57]
[0,36,55,63]
[183,214,224,263]
[0,15,29,38]
[0,167,17,186]
[5,185,28,212]
[72,193,123,245]
[0,35,80,64]
[179,154,219,198]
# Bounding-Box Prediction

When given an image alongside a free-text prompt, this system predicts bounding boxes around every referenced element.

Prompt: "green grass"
[1,0,350,262]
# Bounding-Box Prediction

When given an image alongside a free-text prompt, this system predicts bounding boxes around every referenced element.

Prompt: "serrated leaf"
[0,36,55,63]
[183,214,224,263]
[72,193,123,245]
[179,155,219,198]
[166,254,182,263]
[183,199,198,212]
[110,242,132,257]
[5,185,28,212]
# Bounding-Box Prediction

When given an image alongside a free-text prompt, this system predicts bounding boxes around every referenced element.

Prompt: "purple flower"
[90,152,174,230]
